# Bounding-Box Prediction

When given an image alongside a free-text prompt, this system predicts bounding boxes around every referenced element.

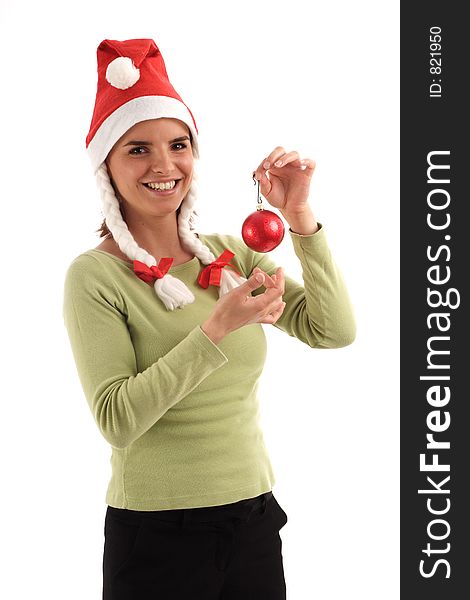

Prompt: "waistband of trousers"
[107,491,273,524]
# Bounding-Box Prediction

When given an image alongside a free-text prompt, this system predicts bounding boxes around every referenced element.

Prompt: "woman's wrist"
[281,205,319,235]
[201,319,226,345]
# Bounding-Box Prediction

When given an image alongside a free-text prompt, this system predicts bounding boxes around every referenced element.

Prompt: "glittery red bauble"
[241,209,285,252]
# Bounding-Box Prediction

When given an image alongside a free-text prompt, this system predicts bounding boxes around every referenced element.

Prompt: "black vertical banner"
[401,3,468,598]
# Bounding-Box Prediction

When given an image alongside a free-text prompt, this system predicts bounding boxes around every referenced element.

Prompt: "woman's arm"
[249,148,356,348]
[248,224,356,349]
[63,258,228,449]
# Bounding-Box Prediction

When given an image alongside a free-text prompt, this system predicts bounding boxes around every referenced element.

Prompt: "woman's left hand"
[253,146,316,217]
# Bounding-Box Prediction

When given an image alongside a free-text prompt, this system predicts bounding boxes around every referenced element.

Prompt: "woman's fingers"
[274,267,285,294]
[263,269,285,301]
[244,266,286,325]
[253,146,286,181]
[260,301,286,324]
[252,267,275,288]
[253,148,316,180]
[256,285,285,318]
[271,150,300,169]
[251,267,284,292]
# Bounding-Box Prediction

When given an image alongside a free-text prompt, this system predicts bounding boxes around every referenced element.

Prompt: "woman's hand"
[253,146,319,235]
[201,267,286,344]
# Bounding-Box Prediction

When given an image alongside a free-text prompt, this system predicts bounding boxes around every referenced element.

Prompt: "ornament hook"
[252,172,264,211]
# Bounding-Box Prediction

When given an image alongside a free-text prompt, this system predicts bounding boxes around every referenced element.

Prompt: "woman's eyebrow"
[123,136,190,146]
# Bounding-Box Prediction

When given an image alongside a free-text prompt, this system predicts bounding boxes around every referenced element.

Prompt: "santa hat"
[86,38,246,310]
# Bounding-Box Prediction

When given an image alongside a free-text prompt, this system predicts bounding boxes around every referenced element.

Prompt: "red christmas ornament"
[242,209,285,252]
[242,176,285,252]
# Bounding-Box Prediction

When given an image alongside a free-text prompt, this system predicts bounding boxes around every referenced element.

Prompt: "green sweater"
[62,225,355,510]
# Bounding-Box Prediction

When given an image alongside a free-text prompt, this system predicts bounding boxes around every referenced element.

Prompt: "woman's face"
[105,118,194,223]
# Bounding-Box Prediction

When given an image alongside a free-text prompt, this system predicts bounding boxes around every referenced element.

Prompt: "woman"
[63,38,355,599]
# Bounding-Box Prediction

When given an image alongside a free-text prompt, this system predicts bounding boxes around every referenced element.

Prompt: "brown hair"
[96,219,114,240]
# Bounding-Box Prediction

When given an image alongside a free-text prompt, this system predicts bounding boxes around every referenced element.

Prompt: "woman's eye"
[172,142,187,151]
[129,146,147,155]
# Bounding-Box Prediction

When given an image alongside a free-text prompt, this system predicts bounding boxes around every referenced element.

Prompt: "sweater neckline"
[88,249,201,273]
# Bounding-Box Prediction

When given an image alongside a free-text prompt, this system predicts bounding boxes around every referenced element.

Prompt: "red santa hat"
[86,38,199,173]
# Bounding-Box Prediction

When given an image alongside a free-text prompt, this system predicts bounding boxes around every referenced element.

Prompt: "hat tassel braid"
[176,172,247,297]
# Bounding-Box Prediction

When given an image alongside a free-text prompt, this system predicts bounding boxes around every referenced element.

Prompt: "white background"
[0,0,399,598]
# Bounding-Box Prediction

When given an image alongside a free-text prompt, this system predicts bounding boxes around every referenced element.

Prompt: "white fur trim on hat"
[105,57,140,90]
[87,95,199,173]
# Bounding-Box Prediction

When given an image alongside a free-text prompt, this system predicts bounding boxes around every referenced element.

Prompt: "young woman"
[63,38,355,599]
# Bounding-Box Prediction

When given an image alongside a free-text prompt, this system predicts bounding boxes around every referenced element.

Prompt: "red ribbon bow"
[133,257,173,283]
[198,249,240,289]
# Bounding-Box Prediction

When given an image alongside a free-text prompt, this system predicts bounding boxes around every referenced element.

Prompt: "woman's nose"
[150,151,172,173]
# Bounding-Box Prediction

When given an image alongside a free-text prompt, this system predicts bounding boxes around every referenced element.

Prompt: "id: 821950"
[429,26,442,99]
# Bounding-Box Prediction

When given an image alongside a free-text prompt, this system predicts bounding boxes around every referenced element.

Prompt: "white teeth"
[145,180,177,190]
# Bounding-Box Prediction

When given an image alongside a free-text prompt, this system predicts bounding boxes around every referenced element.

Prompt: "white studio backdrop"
[0,1,399,598]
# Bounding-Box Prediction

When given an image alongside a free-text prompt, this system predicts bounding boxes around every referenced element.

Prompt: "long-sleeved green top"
[62,225,355,510]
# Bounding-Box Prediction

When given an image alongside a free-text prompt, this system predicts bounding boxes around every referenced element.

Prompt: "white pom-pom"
[105,57,140,90]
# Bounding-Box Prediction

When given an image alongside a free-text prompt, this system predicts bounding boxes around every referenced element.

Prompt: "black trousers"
[102,491,288,599]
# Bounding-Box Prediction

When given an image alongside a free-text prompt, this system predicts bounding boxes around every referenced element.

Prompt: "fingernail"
[263,161,270,169]
[274,160,282,167]
[255,274,264,283]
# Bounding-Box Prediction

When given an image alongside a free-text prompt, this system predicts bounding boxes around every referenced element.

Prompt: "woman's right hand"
[201,267,286,344]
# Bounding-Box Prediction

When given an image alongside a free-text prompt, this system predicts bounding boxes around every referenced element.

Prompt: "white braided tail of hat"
[176,171,247,296]
[96,163,247,310]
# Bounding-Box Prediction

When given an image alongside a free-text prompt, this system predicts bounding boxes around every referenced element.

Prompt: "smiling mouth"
[143,179,181,193]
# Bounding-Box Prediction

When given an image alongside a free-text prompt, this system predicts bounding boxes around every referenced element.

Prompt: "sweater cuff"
[193,325,229,365]
[289,221,329,256]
